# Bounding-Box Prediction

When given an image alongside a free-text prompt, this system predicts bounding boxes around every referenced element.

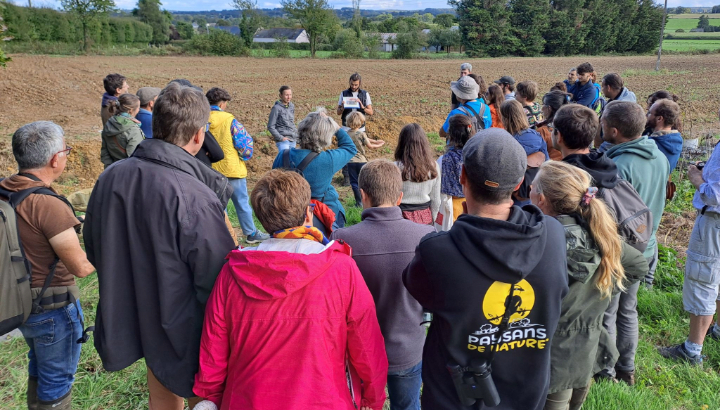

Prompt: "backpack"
[0,176,92,342]
[458,102,487,131]
[592,96,606,117]
[597,178,653,253]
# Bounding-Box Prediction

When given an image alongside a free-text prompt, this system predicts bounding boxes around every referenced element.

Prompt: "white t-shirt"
[339,91,372,132]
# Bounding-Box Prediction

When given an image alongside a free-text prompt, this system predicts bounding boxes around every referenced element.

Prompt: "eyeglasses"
[205,123,211,132]
[57,146,72,157]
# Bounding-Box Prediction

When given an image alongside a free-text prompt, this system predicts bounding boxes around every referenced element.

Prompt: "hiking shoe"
[615,369,635,386]
[246,231,270,244]
[593,370,617,384]
[657,343,703,365]
[707,324,720,341]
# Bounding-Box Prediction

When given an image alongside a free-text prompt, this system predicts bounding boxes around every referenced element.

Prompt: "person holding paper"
[337,72,374,185]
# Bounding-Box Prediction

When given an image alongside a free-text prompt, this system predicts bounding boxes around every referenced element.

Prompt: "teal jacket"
[605,136,669,259]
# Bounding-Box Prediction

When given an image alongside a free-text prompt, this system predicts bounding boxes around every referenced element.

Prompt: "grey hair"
[460,62,472,72]
[12,121,65,170]
[297,107,340,153]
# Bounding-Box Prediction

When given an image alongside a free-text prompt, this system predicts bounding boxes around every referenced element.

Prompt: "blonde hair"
[533,161,625,298]
[346,111,365,130]
[500,100,529,136]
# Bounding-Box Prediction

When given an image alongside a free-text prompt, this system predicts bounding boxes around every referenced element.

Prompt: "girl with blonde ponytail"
[531,161,648,410]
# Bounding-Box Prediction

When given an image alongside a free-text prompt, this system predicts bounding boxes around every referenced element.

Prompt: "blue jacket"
[570,81,599,108]
[649,131,683,172]
[136,108,153,139]
[515,129,550,160]
[442,100,493,132]
[272,129,356,220]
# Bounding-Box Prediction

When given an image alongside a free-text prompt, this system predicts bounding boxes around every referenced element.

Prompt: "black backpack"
[597,178,653,253]
[282,149,319,177]
[458,102,488,131]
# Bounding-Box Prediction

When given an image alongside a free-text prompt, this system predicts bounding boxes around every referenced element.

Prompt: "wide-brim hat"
[450,76,480,100]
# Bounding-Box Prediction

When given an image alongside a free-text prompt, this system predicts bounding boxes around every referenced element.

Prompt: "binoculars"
[447,362,501,407]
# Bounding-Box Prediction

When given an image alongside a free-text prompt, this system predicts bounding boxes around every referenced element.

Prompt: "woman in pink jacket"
[193,169,388,410]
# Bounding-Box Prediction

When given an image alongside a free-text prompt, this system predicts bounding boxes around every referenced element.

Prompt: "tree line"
[452,0,664,57]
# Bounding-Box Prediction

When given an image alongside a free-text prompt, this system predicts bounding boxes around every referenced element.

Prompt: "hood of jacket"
[102,115,139,138]
[563,151,619,189]
[649,131,683,156]
[132,138,232,207]
[274,100,294,110]
[605,135,659,162]
[556,215,600,284]
[101,92,117,107]
[614,87,637,103]
[449,205,549,282]
[226,240,351,301]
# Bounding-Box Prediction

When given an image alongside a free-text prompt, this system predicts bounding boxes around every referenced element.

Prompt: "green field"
[661,39,720,51]
[666,17,720,31]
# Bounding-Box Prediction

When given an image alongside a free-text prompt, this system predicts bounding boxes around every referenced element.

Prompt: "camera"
[696,161,706,170]
[447,362,501,407]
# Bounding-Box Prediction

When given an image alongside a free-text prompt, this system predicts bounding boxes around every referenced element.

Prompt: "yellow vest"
[210,110,247,179]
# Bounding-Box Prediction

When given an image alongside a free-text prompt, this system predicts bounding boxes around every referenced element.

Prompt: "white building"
[253,28,310,43]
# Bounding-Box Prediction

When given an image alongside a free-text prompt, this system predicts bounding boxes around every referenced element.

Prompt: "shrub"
[333,29,364,58]
[272,36,290,58]
[675,29,685,33]
[185,29,246,56]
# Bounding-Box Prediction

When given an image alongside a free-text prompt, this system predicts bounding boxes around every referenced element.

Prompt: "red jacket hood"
[227,240,353,301]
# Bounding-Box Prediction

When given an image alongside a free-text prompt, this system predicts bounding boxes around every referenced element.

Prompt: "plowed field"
[1,54,719,188]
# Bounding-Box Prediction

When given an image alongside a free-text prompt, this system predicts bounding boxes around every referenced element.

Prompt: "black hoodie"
[562,151,619,189]
[403,205,568,410]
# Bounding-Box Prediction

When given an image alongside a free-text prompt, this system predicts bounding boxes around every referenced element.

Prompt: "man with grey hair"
[0,121,95,410]
[442,75,492,138]
[272,108,356,230]
[451,62,473,109]
[84,82,237,409]
[599,100,668,384]
[403,128,568,410]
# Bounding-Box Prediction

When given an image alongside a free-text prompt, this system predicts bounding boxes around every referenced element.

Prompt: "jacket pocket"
[686,251,720,285]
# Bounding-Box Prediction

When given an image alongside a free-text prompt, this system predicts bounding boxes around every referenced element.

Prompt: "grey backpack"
[598,178,653,253]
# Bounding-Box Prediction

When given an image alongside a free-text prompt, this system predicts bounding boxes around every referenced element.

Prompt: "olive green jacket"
[101,114,145,167]
[549,215,648,394]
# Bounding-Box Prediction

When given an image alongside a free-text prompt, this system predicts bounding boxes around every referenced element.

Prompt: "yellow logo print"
[482,280,535,325]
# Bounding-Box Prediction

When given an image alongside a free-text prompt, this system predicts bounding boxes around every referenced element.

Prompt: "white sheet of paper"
[343,97,360,109]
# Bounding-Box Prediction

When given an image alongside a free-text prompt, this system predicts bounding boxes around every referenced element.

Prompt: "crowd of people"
[0,60,717,410]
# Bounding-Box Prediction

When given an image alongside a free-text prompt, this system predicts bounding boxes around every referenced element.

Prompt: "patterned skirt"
[401,207,433,225]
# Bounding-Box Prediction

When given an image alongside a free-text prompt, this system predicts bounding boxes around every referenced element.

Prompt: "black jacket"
[563,151,619,190]
[196,131,225,167]
[84,138,236,397]
[403,206,569,410]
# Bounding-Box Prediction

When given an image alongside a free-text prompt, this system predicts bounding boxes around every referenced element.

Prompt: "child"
[346,111,385,206]
[515,81,544,128]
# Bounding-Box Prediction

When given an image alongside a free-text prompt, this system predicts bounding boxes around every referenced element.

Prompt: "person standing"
[569,63,599,109]
[206,87,269,244]
[346,111,385,207]
[485,85,505,129]
[136,87,161,139]
[646,99,684,172]
[0,122,95,410]
[440,75,492,138]
[100,93,145,168]
[515,81,544,128]
[267,85,298,152]
[331,160,433,410]
[535,90,571,161]
[403,128,568,410]
[451,62,473,109]
[563,68,577,93]
[395,124,441,225]
[494,75,516,101]
[101,73,129,127]
[193,169,387,410]
[658,105,720,366]
[84,83,237,410]
[600,101,668,383]
[337,73,374,186]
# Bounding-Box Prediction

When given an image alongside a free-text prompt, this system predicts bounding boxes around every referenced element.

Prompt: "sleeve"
[193,270,231,406]
[482,103,493,128]
[619,242,650,290]
[430,165,441,221]
[231,120,254,160]
[329,129,358,173]
[125,128,144,157]
[402,245,436,311]
[82,186,98,266]
[699,154,720,206]
[267,105,283,142]
[364,92,372,107]
[575,85,597,107]
[345,260,388,410]
[442,111,454,133]
[202,131,225,163]
[35,196,80,240]
[100,137,111,166]
[361,132,370,147]
[179,201,236,304]
[338,93,344,106]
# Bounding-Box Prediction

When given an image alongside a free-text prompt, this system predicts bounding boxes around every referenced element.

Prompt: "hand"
[376,140,385,147]
[688,165,705,189]
[282,137,289,141]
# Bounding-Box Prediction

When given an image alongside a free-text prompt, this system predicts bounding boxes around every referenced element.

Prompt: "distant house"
[216,26,241,36]
[690,28,705,32]
[376,33,397,52]
[253,28,309,43]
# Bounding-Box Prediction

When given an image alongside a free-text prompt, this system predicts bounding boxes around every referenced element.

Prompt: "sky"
[24,0,720,13]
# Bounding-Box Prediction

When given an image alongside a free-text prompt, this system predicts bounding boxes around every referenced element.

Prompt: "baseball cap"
[494,76,515,85]
[463,128,527,191]
[136,87,161,106]
[450,76,480,101]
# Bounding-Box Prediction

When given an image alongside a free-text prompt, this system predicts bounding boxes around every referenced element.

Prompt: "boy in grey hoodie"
[267,85,298,152]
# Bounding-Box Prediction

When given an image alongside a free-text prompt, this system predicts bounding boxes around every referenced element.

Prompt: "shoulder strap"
[461,103,484,125]
[296,151,320,173]
[283,149,292,169]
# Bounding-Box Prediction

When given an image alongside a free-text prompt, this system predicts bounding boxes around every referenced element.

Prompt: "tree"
[674,6,689,14]
[713,5,720,13]
[233,0,262,47]
[281,0,335,57]
[510,0,549,56]
[216,18,231,26]
[698,14,710,29]
[440,28,461,53]
[452,0,517,57]
[392,29,425,58]
[434,13,455,28]
[61,0,115,51]
[428,27,443,52]
[176,21,194,39]
[0,10,10,68]
[134,0,170,44]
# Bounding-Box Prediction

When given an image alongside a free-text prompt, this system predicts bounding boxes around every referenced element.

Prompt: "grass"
[3,171,720,409]
[660,40,720,52]
[665,16,720,31]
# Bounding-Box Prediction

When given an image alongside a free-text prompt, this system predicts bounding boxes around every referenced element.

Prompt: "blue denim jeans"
[228,177,257,236]
[20,301,84,402]
[275,140,295,152]
[387,361,422,410]
[347,162,365,206]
